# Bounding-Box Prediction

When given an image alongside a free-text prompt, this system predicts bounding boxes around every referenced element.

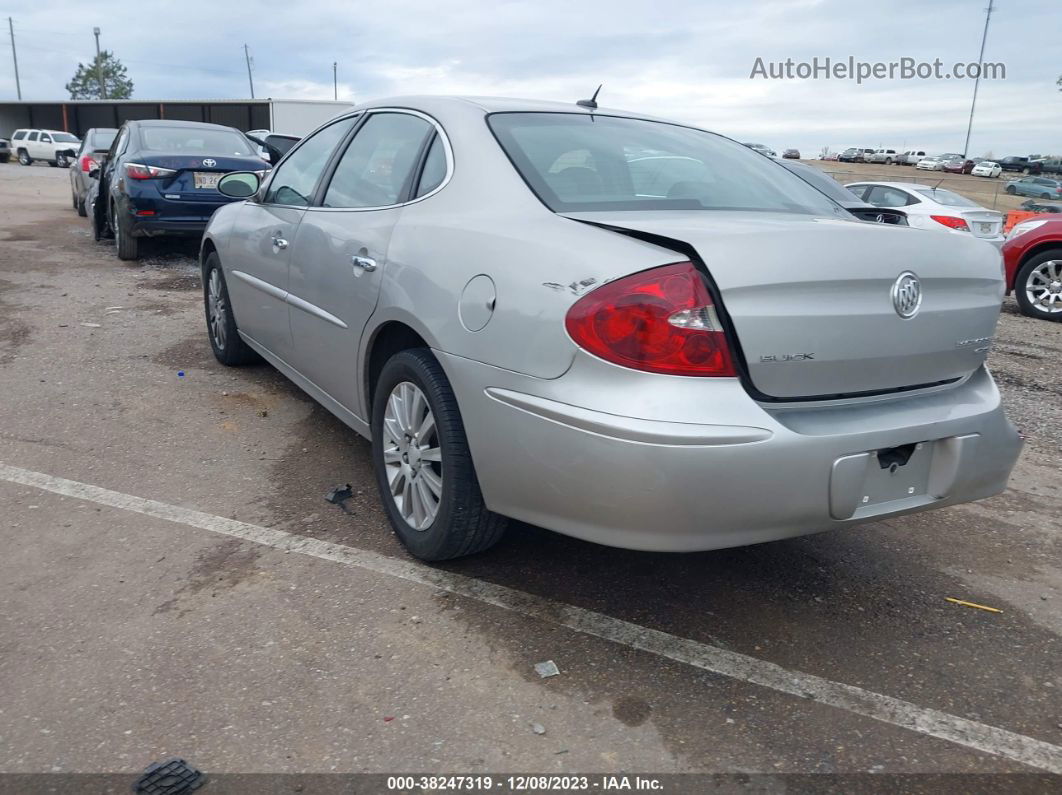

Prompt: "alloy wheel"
[1026,259,1062,314]
[381,381,443,530]
[207,268,228,349]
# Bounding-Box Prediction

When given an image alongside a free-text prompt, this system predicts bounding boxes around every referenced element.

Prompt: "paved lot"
[1,162,1060,784]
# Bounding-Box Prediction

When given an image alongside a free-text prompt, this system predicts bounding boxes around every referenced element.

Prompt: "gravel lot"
[1,161,1060,785]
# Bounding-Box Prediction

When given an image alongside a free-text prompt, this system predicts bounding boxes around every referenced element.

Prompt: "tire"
[17,149,31,166]
[76,194,87,217]
[203,252,261,365]
[885,158,893,165]
[112,205,139,261]
[1006,185,1016,195]
[371,349,507,561]
[71,189,78,210]
[49,159,58,168]
[1015,249,1062,321]
[1042,193,1052,200]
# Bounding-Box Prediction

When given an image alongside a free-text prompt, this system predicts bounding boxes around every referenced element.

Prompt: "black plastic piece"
[132,758,205,794]
[877,443,918,470]
[325,483,353,504]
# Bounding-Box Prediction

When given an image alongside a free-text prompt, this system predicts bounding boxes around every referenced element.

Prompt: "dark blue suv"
[93,119,269,260]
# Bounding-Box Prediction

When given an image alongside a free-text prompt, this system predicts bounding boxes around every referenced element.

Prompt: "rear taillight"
[80,154,96,172]
[930,215,970,232]
[564,262,736,377]
[125,163,176,180]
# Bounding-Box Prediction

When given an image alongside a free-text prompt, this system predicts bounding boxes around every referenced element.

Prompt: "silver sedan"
[203,96,1021,561]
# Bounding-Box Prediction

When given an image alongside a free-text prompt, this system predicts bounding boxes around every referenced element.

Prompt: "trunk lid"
[564,210,1004,400]
[138,153,268,201]
[959,209,1003,239]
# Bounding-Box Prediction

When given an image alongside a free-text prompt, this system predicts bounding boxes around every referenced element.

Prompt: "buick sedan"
[202,96,1021,560]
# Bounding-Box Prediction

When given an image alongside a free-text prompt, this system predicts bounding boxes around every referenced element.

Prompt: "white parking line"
[2,460,1061,774]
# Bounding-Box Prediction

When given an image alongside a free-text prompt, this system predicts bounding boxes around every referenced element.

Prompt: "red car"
[943,158,975,175]
[1003,216,1062,320]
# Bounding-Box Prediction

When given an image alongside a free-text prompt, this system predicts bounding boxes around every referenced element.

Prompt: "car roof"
[845,181,929,190]
[129,119,241,130]
[354,95,677,124]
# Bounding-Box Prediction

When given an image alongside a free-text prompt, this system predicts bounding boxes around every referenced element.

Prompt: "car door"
[287,111,438,418]
[221,116,358,362]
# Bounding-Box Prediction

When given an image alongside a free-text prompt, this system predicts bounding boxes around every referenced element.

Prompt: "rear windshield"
[488,113,842,215]
[90,130,117,149]
[52,132,79,143]
[911,188,978,207]
[139,126,254,156]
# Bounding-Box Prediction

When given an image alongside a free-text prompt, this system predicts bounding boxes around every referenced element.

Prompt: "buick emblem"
[891,271,922,318]
[202,158,217,168]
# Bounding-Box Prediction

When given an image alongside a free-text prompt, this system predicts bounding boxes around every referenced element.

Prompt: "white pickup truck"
[10,128,81,167]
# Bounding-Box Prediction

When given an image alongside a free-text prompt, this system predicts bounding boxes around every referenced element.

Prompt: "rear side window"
[489,112,841,215]
[322,113,433,209]
[264,117,357,207]
[13,130,26,140]
[866,186,915,207]
[414,135,447,198]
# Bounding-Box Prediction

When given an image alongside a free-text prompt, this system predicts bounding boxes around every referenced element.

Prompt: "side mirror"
[218,171,260,199]
[88,166,100,179]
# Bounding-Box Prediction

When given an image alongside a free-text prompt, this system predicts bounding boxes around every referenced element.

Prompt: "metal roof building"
[0,98,354,138]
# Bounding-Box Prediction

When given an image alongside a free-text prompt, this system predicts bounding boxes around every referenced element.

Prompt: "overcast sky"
[1,0,1059,156]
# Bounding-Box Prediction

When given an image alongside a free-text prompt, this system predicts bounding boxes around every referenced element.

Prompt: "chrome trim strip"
[231,269,287,301]
[285,291,349,329]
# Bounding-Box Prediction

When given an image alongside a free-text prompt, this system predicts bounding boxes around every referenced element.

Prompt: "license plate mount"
[193,172,220,190]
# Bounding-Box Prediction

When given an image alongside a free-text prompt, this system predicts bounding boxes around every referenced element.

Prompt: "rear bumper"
[127,218,210,238]
[440,352,1022,552]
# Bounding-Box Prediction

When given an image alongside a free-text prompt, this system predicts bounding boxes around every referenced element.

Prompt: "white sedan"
[916,156,947,171]
[972,161,1002,178]
[846,181,1005,247]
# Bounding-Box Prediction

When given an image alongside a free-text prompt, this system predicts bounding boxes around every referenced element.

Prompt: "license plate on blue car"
[193,172,220,190]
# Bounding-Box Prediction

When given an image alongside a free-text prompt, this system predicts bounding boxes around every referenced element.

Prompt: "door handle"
[271,234,288,250]
[352,255,377,273]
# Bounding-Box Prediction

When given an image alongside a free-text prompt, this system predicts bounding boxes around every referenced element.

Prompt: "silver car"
[203,96,1021,561]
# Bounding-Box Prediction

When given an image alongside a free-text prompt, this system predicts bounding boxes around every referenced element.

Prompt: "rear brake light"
[564,262,736,377]
[80,154,96,172]
[125,163,176,180]
[930,215,970,232]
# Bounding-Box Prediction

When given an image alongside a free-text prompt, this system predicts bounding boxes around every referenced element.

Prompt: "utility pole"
[333,62,337,100]
[962,0,994,158]
[7,18,20,100]
[93,26,105,99]
[243,44,254,98]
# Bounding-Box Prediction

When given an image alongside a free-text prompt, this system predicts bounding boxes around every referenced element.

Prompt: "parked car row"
[51,119,299,260]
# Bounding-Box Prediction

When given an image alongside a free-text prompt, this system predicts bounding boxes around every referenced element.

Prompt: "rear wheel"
[55,152,70,168]
[372,349,507,561]
[1006,185,1016,195]
[203,252,261,365]
[1015,250,1062,321]
[112,205,139,261]
[1042,193,1053,200]
[17,149,31,166]
[76,194,87,217]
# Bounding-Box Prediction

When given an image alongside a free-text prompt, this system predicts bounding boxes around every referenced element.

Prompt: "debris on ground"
[132,757,205,794]
[534,660,561,679]
[79,322,101,328]
[530,722,546,735]
[946,597,1002,613]
[325,484,354,515]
